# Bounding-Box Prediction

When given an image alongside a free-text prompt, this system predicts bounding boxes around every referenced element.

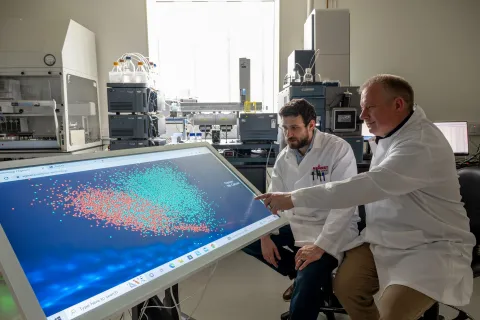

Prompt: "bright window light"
[149,1,275,110]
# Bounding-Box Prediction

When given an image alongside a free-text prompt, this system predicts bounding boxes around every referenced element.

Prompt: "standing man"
[243,99,360,320]
[256,75,476,319]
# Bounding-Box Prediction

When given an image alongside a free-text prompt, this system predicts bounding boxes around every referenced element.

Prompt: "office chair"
[434,167,480,320]
[422,167,480,320]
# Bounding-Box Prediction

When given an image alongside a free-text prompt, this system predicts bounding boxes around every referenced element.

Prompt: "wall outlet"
[468,122,480,136]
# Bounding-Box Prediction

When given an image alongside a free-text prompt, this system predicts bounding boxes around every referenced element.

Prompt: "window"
[148,0,275,110]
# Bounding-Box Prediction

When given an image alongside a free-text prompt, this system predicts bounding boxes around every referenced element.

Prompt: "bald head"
[360,74,415,111]
[360,74,415,137]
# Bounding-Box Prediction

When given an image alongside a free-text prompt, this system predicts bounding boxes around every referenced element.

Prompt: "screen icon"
[203,247,209,253]
[195,251,201,256]
[169,263,175,269]
[187,255,193,260]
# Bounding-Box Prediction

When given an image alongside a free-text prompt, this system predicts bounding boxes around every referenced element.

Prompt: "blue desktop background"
[0,152,272,316]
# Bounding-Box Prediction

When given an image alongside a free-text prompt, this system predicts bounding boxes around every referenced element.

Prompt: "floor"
[178,251,480,320]
[2,251,480,320]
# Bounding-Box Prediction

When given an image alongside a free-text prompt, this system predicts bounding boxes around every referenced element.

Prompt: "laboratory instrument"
[107,53,166,149]
[304,9,350,85]
[0,18,103,157]
[239,113,278,143]
[287,50,316,84]
[278,85,363,162]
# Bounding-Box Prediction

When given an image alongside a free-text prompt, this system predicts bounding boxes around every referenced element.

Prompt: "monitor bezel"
[433,121,469,156]
[0,142,287,320]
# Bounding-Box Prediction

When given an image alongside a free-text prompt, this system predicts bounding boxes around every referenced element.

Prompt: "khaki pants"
[334,244,435,320]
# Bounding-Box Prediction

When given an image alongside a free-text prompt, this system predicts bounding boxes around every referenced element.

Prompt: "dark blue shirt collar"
[375,110,414,144]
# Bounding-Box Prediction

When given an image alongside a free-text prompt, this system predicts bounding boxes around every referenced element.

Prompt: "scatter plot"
[0,151,272,317]
[29,162,222,237]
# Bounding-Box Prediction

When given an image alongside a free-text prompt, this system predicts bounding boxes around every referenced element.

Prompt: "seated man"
[243,99,360,320]
[256,75,476,319]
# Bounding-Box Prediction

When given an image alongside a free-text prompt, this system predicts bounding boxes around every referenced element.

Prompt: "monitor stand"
[132,284,195,320]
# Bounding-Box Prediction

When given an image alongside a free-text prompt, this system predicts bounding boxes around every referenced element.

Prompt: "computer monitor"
[0,143,286,320]
[433,121,469,156]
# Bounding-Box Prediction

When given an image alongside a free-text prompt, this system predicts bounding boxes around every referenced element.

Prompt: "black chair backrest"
[458,167,480,244]
[358,205,366,233]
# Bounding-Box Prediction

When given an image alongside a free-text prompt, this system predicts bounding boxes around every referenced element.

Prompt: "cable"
[310,49,320,70]
[265,144,274,185]
[138,300,149,320]
[139,262,218,318]
[469,139,479,150]
[265,143,273,180]
[170,286,181,319]
[307,49,318,70]
[115,52,154,84]
[456,144,480,168]
[185,261,218,320]
[295,63,305,76]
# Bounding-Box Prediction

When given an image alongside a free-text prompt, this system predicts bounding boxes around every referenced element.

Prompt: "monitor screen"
[0,145,283,320]
[434,122,469,155]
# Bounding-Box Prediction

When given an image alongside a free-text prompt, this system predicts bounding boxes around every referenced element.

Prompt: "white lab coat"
[271,130,360,260]
[291,107,476,306]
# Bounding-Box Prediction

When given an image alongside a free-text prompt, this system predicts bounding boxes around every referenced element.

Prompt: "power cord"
[185,261,218,320]
[138,299,149,320]
[456,144,480,168]
[139,262,218,319]
[170,286,181,319]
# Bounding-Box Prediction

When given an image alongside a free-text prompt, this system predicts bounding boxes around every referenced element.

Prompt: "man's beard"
[287,136,309,150]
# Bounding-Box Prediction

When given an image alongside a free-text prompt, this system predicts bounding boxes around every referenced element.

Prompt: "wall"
[0,0,150,137]
[277,0,307,95]
[2,0,479,132]
[278,0,480,123]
